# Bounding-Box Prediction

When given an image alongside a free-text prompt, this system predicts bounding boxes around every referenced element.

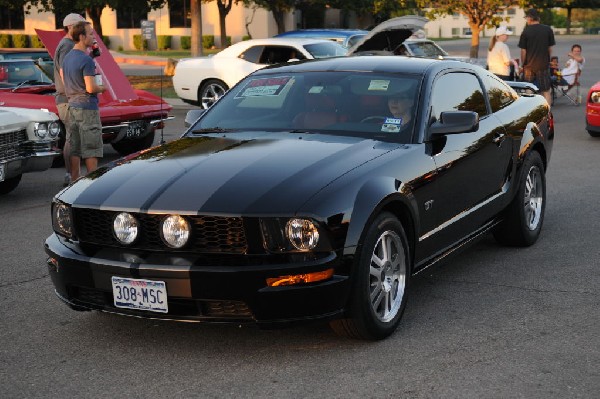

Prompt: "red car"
[586,81,600,137]
[0,30,172,156]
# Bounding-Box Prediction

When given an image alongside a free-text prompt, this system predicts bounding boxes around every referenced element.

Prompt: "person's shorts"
[56,102,71,141]
[523,68,552,92]
[67,108,103,159]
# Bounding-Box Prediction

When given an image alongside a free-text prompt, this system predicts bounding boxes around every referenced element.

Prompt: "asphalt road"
[0,36,599,398]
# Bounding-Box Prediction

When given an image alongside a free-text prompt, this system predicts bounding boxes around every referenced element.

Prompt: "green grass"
[120,48,221,58]
[128,75,178,98]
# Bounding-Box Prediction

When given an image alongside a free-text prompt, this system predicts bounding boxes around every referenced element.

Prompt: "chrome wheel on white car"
[200,79,228,109]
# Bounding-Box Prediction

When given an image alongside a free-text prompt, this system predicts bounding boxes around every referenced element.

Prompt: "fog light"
[266,269,334,287]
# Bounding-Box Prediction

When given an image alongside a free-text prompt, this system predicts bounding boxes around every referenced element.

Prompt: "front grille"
[19,140,55,153]
[0,128,27,162]
[68,286,254,320]
[204,301,253,318]
[73,209,248,253]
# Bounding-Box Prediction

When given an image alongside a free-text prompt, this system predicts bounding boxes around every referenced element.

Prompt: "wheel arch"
[344,177,418,271]
[519,121,549,171]
[196,78,230,103]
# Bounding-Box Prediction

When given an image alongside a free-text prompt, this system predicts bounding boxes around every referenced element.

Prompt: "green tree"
[523,0,600,33]
[191,0,204,56]
[23,0,166,38]
[417,0,521,58]
[241,0,296,34]
[203,0,237,48]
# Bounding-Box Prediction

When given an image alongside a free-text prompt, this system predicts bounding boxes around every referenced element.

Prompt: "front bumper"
[101,116,175,144]
[44,234,350,327]
[1,143,59,180]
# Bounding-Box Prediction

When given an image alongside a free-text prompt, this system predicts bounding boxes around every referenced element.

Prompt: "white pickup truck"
[0,106,61,194]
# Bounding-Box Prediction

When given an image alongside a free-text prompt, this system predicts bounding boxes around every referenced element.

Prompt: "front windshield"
[347,34,366,48]
[406,42,448,57]
[0,60,53,87]
[303,42,347,58]
[192,71,421,143]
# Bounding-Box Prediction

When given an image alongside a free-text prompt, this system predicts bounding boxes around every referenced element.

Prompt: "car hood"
[58,132,399,215]
[348,15,429,55]
[36,29,138,102]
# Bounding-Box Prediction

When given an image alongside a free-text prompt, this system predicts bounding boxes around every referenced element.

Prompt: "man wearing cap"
[61,21,106,182]
[54,13,86,186]
[518,8,556,105]
[487,26,514,80]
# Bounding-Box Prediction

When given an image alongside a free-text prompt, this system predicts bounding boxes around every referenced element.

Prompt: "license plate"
[125,121,145,138]
[0,163,5,182]
[112,277,168,313]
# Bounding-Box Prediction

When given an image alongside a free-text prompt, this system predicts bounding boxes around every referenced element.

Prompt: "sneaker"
[63,173,71,187]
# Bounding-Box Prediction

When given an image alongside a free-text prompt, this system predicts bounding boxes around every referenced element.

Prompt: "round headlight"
[34,122,48,138]
[53,202,72,237]
[161,215,190,248]
[286,218,319,251]
[48,121,61,138]
[113,212,138,245]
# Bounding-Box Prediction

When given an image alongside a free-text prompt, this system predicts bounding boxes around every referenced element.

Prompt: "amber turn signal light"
[266,269,334,287]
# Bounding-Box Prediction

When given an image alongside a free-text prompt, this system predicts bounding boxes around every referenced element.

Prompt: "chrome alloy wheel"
[524,165,543,230]
[201,82,227,109]
[369,230,407,323]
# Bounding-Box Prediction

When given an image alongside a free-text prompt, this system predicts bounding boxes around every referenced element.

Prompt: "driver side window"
[430,72,487,122]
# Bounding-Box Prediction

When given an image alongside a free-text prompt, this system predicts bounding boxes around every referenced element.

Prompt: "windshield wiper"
[191,127,235,134]
[11,80,43,92]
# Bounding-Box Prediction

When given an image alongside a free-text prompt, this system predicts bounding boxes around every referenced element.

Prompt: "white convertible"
[173,38,346,108]
[0,107,61,194]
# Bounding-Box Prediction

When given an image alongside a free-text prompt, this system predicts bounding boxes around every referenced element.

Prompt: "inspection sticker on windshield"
[368,79,390,91]
[382,117,402,133]
[236,76,292,98]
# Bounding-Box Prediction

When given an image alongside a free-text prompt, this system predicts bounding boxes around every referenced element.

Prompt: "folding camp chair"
[552,70,582,106]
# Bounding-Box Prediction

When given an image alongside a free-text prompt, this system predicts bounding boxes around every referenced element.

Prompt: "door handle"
[493,133,505,145]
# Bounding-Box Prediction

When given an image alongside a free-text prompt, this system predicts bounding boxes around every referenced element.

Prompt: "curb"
[113,56,168,67]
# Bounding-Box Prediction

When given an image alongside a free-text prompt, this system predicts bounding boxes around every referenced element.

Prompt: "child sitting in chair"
[559,44,585,89]
[549,56,560,84]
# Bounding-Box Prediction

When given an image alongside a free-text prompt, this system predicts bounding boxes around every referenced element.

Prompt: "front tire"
[494,151,546,246]
[0,174,22,195]
[330,212,410,340]
[199,79,228,109]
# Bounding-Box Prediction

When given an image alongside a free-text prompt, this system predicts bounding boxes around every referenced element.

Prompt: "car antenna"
[159,65,165,145]
[158,8,166,146]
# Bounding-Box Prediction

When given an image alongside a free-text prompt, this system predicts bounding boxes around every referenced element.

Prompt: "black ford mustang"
[46,56,554,340]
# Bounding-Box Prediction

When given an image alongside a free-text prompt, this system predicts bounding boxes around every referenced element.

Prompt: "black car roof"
[254,55,475,76]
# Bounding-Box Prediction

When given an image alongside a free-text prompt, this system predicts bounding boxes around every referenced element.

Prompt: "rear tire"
[0,174,22,195]
[493,151,546,246]
[199,79,228,109]
[330,212,410,340]
[587,129,600,138]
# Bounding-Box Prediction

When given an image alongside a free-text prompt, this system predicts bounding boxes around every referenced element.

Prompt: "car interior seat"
[292,93,345,129]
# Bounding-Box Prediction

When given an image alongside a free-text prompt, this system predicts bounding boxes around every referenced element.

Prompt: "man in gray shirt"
[54,13,86,186]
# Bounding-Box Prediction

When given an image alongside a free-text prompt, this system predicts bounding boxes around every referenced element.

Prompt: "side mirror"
[184,109,206,128]
[429,111,479,136]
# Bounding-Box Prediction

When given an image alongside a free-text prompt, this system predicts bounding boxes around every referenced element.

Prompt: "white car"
[0,106,61,194]
[173,38,347,108]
